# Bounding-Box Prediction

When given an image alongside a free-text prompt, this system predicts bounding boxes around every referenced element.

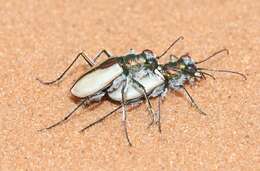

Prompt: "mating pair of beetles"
[38,36,246,146]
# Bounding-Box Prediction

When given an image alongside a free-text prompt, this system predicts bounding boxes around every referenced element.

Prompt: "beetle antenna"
[195,48,229,64]
[80,105,122,132]
[157,36,184,59]
[197,68,247,80]
[38,98,88,131]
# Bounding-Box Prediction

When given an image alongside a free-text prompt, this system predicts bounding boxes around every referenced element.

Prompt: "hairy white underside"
[108,72,164,101]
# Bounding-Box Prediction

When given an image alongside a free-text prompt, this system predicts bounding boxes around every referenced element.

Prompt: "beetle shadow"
[107,96,147,112]
[172,90,183,98]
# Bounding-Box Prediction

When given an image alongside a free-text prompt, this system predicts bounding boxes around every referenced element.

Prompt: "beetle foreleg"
[181,86,207,115]
[36,52,96,85]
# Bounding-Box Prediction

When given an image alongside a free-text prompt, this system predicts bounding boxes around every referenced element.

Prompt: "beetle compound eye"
[143,49,153,54]
[142,49,155,59]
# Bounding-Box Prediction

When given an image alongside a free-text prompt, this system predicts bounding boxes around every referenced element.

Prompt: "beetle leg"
[93,49,112,62]
[121,80,132,146]
[37,52,96,85]
[131,78,156,126]
[181,86,207,115]
[38,98,88,131]
[155,95,162,133]
[79,105,122,132]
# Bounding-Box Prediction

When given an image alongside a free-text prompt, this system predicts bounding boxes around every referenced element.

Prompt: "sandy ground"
[0,0,259,170]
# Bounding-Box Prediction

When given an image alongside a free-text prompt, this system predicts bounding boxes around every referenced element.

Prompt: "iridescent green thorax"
[116,50,159,75]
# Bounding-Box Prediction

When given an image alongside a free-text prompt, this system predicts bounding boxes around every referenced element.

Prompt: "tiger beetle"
[79,48,246,145]
[37,37,183,146]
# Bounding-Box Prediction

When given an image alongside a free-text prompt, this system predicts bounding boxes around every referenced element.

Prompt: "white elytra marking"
[71,63,123,98]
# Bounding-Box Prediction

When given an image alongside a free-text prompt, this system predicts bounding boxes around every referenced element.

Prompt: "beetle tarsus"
[123,119,132,146]
[121,81,132,146]
[80,105,122,132]
[38,99,88,131]
[37,52,98,85]
[156,96,162,133]
[182,86,207,116]
[36,77,56,85]
[93,49,112,62]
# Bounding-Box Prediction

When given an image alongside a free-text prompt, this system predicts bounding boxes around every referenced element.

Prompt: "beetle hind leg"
[36,52,96,85]
[79,105,122,132]
[154,96,162,133]
[93,49,112,62]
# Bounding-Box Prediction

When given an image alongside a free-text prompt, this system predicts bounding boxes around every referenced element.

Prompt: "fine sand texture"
[1,0,259,170]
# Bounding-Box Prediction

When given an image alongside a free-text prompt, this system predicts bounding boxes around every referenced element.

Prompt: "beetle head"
[178,54,202,78]
[162,49,247,84]
[163,54,202,80]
